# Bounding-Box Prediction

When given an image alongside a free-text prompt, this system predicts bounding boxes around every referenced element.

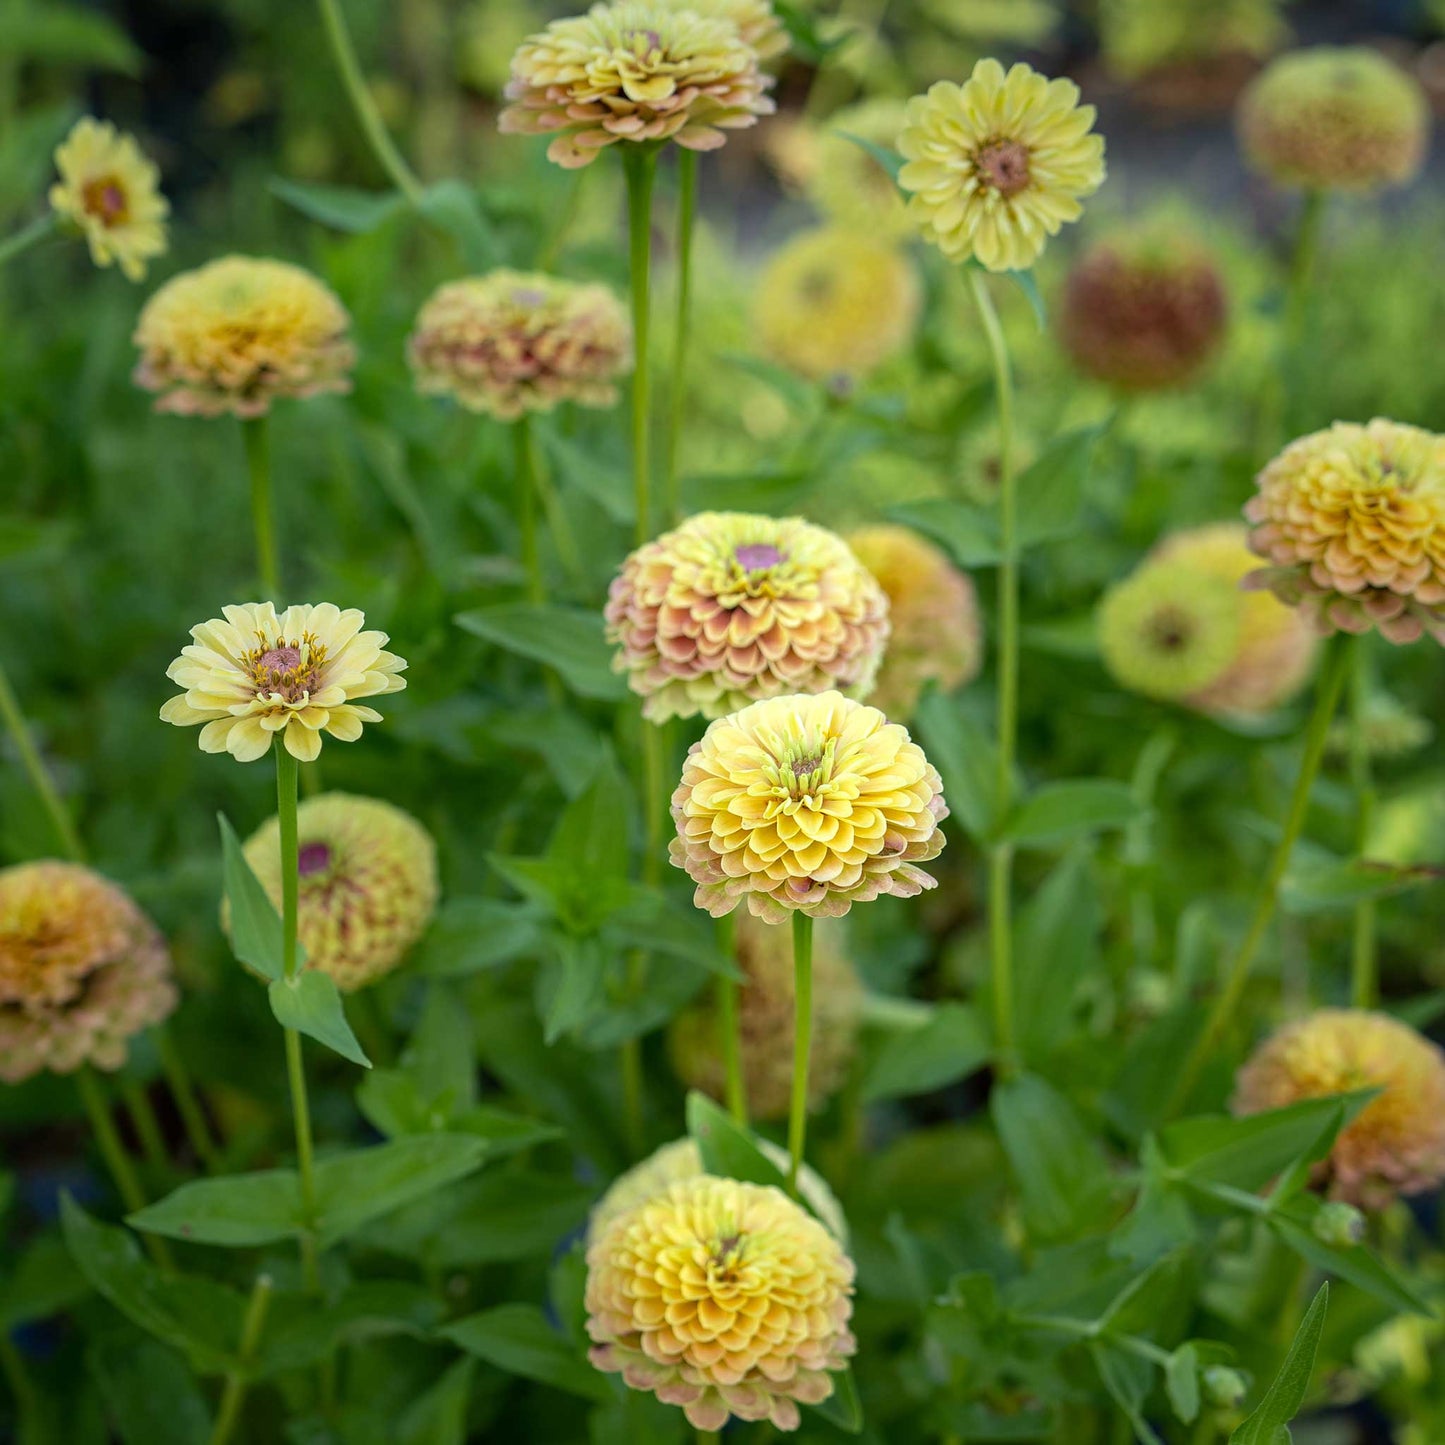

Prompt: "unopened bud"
[1314,1200,1366,1247]
[1203,1365,1248,1408]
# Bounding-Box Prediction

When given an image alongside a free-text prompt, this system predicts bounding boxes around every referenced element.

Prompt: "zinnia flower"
[497,0,775,169]
[48,117,168,282]
[845,524,982,718]
[684,0,788,61]
[585,1174,856,1431]
[754,227,920,384]
[160,602,407,763]
[1233,1009,1445,1209]
[1238,47,1429,192]
[670,690,947,922]
[898,58,1106,272]
[133,256,355,418]
[606,512,890,723]
[806,99,912,240]
[1244,419,1445,644]
[408,270,631,420]
[0,862,176,1084]
[234,793,438,991]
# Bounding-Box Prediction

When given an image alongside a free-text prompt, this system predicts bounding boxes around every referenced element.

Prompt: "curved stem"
[787,912,814,1198]
[208,1272,273,1445]
[0,211,57,269]
[1348,638,1377,1008]
[663,150,697,527]
[623,147,657,546]
[0,655,85,862]
[243,416,280,600]
[715,913,746,1125]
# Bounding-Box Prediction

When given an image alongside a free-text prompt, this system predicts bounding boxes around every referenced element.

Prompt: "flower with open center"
[586,1174,856,1431]
[160,602,407,763]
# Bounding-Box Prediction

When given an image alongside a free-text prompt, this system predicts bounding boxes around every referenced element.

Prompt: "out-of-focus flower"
[0,862,176,1083]
[235,794,438,991]
[1238,47,1429,192]
[1060,232,1228,391]
[684,0,788,61]
[133,256,354,418]
[498,0,775,169]
[160,602,407,763]
[585,1174,856,1431]
[48,118,168,282]
[668,915,861,1119]
[606,512,890,722]
[408,270,632,420]
[1099,0,1288,82]
[898,58,1106,272]
[754,227,920,384]
[806,99,912,239]
[845,524,982,718]
[670,690,947,922]
[1233,1008,1445,1209]
[1327,692,1434,760]
[1244,419,1445,645]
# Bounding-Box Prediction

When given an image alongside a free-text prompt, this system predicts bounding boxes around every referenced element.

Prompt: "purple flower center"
[791,755,822,777]
[735,543,784,572]
[298,842,333,876]
[511,286,547,307]
[258,646,302,673]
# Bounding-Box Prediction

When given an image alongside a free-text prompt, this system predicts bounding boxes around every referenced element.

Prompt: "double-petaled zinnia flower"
[670,690,948,922]
[1233,1009,1445,1209]
[686,0,788,61]
[48,117,168,282]
[1238,47,1429,192]
[1244,419,1445,644]
[498,0,775,169]
[0,862,176,1083]
[160,602,407,763]
[408,270,631,420]
[235,794,438,990]
[898,58,1106,273]
[585,1174,857,1431]
[133,256,355,417]
[606,512,890,722]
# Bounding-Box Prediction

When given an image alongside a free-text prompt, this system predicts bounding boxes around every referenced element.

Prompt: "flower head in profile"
[160,602,407,763]
[498,0,775,169]
[586,1174,856,1431]
[48,117,168,282]
[0,862,176,1083]
[133,256,354,417]
[234,794,437,990]
[606,512,890,722]
[1234,1009,1445,1209]
[899,58,1106,273]
[1239,47,1429,192]
[408,270,631,421]
[670,690,947,922]
[1244,419,1445,644]
[806,99,912,239]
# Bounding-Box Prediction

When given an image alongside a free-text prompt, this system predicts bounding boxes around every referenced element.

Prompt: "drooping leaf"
[268,970,371,1068]
[268,178,404,233]
[456,604,628,700]
[686,1092,790,1193]
[1229,1284,1329,1444]
[442,1304,611,1402]
[838,132,905,189]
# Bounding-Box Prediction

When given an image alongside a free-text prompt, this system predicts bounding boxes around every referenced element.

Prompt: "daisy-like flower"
[234,794,438,990]
[408,270,632,420]
[670,690,947,922]
[898,58,1106,273]
[806,99,913,240]
[1233,1009,1445,1209]
[1244,419,1445,645]
[497,0,775,169]
[160,602,407,763]
[754,227,921,385]
[586,1174,857,1431]
[48,118,168,282]
[133,256,354,418]
[0,862,176,1084]
[845,524,982,718]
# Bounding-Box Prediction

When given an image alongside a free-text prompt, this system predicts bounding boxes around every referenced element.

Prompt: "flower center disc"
[976,139,1032,197]
[298,842,333,876]
[259,646,303,672]
[735,542,784,572]
[81,175,129,226]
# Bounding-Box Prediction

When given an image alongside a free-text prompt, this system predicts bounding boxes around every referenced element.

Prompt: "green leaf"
[808,1366,864,1433]
[1280,856,1445,914]
[1014,425,1103,548]
[687,1091,790,1192]
[258,1281,442,1376]
[913,689,1000,842]
[1007,269,1047,330]
[9,4,142,73]
[549,753,630,882]
[442,1303,611,1402]
[537,931,609,1044]
[888,498,1000,569]
[862,1002,990,1101]
[268,970,371,1068]
[268,177,404,233]
[773,0,849,63]
[0,1235,87,1328]
[1090,1343,1164,1445]
[456,603,628,701]
[218,812,288,981]
[1166,1342,1201,1424]
[1269,1199,1428,1315]
[1229,1283,1328,1444]
[88,1336,213,1445]
[1000,780,1142,847]
[412,897,543,977]
[418,180,496,267]
[127,1172,301,1247]
[837,131,905,189]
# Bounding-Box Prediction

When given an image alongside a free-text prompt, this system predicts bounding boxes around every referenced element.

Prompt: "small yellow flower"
[585,1174,857,1431]
[48,117,169,282]
[899,58,1106,272]
[160,602,407,763]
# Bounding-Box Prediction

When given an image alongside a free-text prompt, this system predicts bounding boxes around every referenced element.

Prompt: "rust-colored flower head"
[1238,47,1429,192]
[670,690,947,922]
[407,270,632,421]
[606,512,890,723]
[585,1174,857,1431]
[845,524,982,718]
[1233,1009,1445,1209]
[1244,419,1445,645]
[668,915,860,1119]
[0,862,176,1083]
[1060,232,1228,391]
[234,793,438,991]
[497,0,775,169]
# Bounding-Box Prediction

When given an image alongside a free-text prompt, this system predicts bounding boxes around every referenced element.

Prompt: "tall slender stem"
[208,1272,274,1445]
[1347,637,1377,1008]
[0,212,57,269]
[663,150,697,527]
[121,1079,169,1171]
[525,422,584,592]
[1259,189,1325,451]
[514,416,544,605]
[243,416,280,600]
[157,1025,222,1172]
[787,912,814,1198]
[623,148,657,546]
[715,913,746,1125]
[0,655,84,862]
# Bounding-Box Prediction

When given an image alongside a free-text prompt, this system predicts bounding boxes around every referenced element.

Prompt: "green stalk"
[1258,188,1325,451]
[786,912,814,1198]
[208,1272,274,1445]
[623,147,657,546]
[0,655,84,862]
[1347,637,1377,1008]
[715,912,746,1125]
[121,1079,169,1172]
[243,416,280,600]
[663,150,697,527]
[0,212,57,270]
[157,1025,223,1173]
[0,1334,40,1442]
[524,422,585,592]
[514,416,544,605]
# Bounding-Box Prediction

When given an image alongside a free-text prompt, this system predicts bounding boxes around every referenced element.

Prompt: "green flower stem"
[121,1079,169,1172]
[314,0,425,206]
[514,416,545,605]
[623,147,658,546]
[1167,634,1351,1115]
[1348,637,1378,1008]
[0,654,85,862]
[967,268,1019,1076]
[525,424,585,593]
[1258,188,1325,451]
[786,912,814,1198]
[715,913,747,1126]
[663,149,698,528]
[157,1025,223,1173]
[208,1272,274,1445]
[0,1333,40,1440]
[243,416,280,600]
[0,211,57,269]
